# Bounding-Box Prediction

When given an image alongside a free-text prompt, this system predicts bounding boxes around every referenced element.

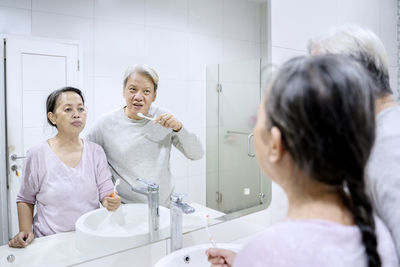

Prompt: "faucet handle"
[170,193,186,203]
[136,178,159,192]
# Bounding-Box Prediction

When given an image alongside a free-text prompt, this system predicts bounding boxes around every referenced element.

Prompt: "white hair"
[123,64,159,90]
[308,25,391,96]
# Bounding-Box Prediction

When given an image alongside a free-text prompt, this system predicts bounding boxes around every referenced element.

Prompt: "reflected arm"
[172,127,204,160]
[17,202,34,233]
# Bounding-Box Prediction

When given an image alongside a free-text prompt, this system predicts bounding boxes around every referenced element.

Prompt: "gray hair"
[308,25,391,97]
[123,64,159,91]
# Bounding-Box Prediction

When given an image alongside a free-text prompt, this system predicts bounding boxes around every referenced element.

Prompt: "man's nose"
[134,92,144,100]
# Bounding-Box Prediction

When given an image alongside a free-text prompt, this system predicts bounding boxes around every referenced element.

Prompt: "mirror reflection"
[0,0,270,265]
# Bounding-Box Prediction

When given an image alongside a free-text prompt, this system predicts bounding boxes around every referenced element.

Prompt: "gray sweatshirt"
[365,105,400,258]
[86,106,204,206]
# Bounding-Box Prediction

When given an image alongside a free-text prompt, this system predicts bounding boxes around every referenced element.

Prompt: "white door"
[5,36,80,238]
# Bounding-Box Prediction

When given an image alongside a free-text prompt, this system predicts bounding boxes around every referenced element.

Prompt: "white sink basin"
[75,203,169,254]
[154,243,243,267]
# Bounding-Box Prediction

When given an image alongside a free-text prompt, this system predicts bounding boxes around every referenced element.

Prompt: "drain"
[7,254,15,263]
[183,254,190,264]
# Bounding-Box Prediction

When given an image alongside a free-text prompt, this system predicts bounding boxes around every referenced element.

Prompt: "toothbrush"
[98,178,120,230]
[111,178,120,198]
[204,214,216,248]
[137,112,155,121]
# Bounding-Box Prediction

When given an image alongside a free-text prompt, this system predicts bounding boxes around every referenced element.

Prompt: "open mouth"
[133,103,143,110]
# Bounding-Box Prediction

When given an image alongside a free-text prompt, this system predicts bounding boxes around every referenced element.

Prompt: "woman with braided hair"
[206,55,398,266]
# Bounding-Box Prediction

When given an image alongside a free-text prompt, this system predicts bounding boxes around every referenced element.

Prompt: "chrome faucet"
[170,194,195,252]
[108,164,160,242]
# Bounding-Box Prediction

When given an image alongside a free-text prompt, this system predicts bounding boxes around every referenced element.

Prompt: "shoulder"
[149,105,170,116]
[84,140,106,155]
[25,141,49,158]
[87,108,124,140]
[239,221,303,254]
[375,216,396,246]
[94,108,124,124]
[376,105,400,132]
[374,216,399,265]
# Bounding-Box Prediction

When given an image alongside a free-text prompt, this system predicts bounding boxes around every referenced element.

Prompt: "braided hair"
[266,55,380,266]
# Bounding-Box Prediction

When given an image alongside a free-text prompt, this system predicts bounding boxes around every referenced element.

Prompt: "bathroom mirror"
[0,0,271,265]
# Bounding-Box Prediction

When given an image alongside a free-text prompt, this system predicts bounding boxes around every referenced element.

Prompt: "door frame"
[0,34,82,245]
[0,36,8,246]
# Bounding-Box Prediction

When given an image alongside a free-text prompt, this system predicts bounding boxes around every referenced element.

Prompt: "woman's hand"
[155,113,182,132]
[102,192,121,211]
[206,248,237,267]
[8,231,34,248]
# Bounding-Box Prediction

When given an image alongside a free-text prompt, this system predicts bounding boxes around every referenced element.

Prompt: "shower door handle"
[247,133,255,157]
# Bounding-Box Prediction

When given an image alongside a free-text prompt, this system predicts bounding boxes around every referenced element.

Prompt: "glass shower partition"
[206,58,271,214]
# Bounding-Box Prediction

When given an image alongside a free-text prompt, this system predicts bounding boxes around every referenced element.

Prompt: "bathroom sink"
[154,243,243,267]
[75,203,169,255]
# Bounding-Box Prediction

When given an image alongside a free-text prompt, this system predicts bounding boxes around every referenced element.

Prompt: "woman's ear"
[268,126,284,163]
[48,112,56,126]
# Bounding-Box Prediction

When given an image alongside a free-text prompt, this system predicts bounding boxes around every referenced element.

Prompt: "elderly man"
[87,64,204,207]
[308,25,400,257]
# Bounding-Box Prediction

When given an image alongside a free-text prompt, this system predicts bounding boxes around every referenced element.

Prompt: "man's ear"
[152,91,157,102]
[269,126,284,163]
[48,112,56,126]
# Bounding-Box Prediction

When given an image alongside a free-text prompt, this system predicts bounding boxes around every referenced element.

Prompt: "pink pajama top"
[16,140,114,237]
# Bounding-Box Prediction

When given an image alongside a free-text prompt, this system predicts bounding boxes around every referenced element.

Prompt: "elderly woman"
[308,25,400,259]
[206,56,398,266]
[86,65,203,206]
[9,87,120,248]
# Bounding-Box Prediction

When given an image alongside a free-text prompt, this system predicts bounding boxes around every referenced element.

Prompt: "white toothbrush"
[137,112,155,121]
[98,178,120,230]
[204,214,216,248]
[112,178,120,198]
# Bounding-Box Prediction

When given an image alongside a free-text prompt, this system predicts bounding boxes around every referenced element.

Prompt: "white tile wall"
[188,0,223,37]
[32,0,94,18]
[187,34,223,81]
[155,79,189,122]
[223,0,261,42]
[94,20,145,77]
[271,0,337,51]
[389,66,399,98]
[145,27,188,81]
[92,77,125,120]
[145,0,188,32]
[94,0,145,25]
[222,39,260,62]
[0,0,30,9]
[337,0,380,35]
[271,46,305,66]
[379,0,397,68]
[187,174,206,205]
[185,81,206,129]
[0,6,31,35]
